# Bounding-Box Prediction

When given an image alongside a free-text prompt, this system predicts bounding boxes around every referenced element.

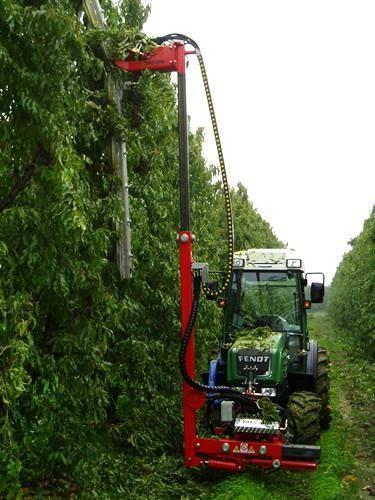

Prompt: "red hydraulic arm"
[116,39,319,473]
[116,43,194,74]
[116,41,201,467]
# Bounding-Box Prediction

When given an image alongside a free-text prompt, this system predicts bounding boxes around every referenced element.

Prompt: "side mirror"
[311,282,324,303]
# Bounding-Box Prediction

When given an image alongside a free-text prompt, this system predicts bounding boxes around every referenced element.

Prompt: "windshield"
[228,270,302,333]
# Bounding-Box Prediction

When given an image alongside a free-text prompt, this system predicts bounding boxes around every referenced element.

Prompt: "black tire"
[317,347,331,429]
[287,391,321,443]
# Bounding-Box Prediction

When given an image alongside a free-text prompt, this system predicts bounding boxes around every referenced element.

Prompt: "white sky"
[144,1,375,284]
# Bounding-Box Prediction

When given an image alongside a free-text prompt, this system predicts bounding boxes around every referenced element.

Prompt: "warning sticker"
[240,443,248,453]
[233,445,239,453]
[248,446,255,454]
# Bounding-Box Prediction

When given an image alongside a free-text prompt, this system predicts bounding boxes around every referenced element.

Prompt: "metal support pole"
[176,50,201,465]
[177,72,190,232]
[178,231,196,465]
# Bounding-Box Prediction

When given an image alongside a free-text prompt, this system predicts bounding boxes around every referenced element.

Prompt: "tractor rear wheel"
[287,391,321,443]
[317,347,331,429]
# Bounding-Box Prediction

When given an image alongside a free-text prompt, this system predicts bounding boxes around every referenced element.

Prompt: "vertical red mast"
[116,42,202,467]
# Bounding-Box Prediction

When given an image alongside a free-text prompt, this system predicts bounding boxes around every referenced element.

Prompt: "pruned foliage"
[0,0,281,495]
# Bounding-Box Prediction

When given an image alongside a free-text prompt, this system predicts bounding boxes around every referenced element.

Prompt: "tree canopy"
[329,207,375,357]
[0,0,281,494]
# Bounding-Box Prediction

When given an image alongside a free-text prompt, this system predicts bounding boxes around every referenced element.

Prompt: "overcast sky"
[144,1,375,283]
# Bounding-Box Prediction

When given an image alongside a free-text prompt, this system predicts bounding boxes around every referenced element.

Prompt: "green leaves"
[329,209,375,357]
[0,0,282,495]
[86,27,157,60]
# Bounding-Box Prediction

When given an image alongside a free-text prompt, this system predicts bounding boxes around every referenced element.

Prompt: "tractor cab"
[227,266,303,335]
[218,249,322,394]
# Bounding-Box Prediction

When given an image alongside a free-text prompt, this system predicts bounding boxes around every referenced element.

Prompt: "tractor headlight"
[261,387,276,397]
[233,258,245,267]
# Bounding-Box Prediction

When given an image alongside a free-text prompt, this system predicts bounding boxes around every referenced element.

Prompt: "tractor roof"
[233,248,304,272]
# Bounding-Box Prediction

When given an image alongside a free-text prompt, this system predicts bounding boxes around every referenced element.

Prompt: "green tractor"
[205,248,330,443]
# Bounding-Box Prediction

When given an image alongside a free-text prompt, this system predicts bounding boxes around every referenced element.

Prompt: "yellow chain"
[196,52,234,298]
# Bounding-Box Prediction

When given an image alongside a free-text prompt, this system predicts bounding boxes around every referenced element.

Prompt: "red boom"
[116,43,187,74]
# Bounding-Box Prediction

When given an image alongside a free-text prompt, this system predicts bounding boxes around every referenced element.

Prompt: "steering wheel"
[254,314,285,331]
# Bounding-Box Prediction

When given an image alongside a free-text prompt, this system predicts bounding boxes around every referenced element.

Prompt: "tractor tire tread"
[287,390,321,443]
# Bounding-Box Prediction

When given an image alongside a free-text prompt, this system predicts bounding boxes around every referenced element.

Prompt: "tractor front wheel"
[287,391,321,443]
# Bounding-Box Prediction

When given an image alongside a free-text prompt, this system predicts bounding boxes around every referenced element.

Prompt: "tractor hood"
[226,326,287,384]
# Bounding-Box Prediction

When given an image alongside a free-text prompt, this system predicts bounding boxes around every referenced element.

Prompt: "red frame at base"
[187,436,317,471]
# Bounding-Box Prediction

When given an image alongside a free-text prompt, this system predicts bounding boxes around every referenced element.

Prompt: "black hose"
[153,33,200,50]
[178,275,299,435]
[178,275,257,410]
[161,34,297,435]
[154,33,234,298]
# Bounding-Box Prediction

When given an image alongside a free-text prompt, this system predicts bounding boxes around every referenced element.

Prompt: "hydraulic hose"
[178,274,258,411]
[154,33,234,299]
[154,34,246,399]
[178,274,300,432]
[157,34,296,434]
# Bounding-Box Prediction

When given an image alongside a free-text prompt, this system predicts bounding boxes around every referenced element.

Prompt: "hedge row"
[0,0,281,494]
[329,208,375,358]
